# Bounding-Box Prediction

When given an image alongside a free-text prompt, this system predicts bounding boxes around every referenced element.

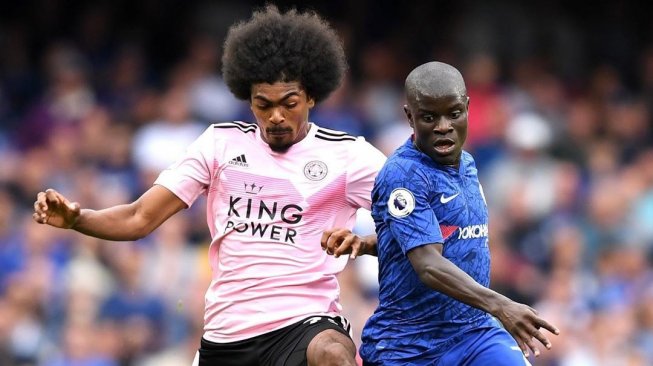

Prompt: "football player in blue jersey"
[322,61,559,365]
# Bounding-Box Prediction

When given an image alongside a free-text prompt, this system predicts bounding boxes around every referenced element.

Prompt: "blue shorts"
[435,326,531,365]
[363,327,531,366]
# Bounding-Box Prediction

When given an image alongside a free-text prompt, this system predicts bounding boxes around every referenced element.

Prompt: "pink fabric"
[155,122,386,342]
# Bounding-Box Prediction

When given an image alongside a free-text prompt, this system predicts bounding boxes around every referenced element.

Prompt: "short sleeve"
[377,160,443,254]
[154,125,214,207]
[346,137,387,209]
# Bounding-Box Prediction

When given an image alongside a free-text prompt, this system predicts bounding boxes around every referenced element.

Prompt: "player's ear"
[307,97,315,109]
[404,105,414,128]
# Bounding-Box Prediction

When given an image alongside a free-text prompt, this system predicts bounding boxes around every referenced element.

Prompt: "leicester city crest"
[304,160,328,181]
[388,188,415,218]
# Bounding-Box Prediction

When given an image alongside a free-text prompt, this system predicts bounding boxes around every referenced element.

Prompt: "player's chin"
[268,140,293,153]
[429,149,460,165]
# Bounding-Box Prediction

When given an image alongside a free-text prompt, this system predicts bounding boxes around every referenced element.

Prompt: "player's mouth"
[433,138,456,155]
[266,128,293,137]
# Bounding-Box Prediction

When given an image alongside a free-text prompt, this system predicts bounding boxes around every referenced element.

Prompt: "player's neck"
[296,122,311,142]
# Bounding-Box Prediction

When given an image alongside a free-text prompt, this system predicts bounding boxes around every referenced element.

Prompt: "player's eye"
[450,110,462,119]
[256,103,270,110]
[422,114,435,122]
[286,102,297,109]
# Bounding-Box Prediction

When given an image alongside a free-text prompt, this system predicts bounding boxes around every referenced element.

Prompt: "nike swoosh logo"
[440,193,460,204]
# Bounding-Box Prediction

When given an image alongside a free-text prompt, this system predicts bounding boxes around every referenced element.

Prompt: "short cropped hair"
[222,5,347,102]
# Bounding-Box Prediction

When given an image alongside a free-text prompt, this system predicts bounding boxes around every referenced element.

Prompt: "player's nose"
[269,107,285,125]
[433,117,453,134]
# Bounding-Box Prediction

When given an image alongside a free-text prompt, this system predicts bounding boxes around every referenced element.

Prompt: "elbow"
[129,230,148,241]
[416,264,439,288]
[131,223,154,241]
[115,229,147,242]
[127,215,155,241]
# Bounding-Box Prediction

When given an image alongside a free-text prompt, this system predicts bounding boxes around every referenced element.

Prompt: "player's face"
[250,81,315,153]
[405,94,469,167]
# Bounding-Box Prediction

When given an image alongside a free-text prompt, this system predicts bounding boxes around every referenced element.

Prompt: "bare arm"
[33,185,187,241]
[407,244,504,312]
[408,244,559,357]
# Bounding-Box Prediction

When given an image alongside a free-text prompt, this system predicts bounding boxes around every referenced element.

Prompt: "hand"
[493,299,560,358]
[321,228,368,259]
[33,189,81,229]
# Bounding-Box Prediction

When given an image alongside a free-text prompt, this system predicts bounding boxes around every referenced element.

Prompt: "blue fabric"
[363,326,529,366]
[436,326,530,366]
[361,138,499,364]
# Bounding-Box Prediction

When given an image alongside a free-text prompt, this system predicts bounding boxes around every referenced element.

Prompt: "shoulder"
[212,121,258,134]
[460,150,477,166]
[313,125,386,164]
[378,153,428,186]
[460,150,479,175]
[210,121,259,145]
[314,126,357,142]
[382,146,426,174]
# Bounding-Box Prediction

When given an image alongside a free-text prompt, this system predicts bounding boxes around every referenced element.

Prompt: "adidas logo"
[228,154,249,168]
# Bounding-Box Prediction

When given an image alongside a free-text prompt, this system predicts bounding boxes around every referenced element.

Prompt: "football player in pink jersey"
[33,5,386,366]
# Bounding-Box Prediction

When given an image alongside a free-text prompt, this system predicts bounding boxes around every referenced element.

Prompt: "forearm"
[72,185,187,241]
[417,254,508,315]
[362,234,378,256]
[73,204,152,241]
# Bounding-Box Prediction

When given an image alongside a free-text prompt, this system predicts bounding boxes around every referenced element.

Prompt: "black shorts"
[198,315,352,366]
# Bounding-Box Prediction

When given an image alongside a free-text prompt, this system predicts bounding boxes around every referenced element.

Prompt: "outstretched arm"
[33,185,187,241]
[408,244,559,358]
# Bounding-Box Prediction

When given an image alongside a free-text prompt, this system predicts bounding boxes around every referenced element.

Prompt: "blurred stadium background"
[1,0,653,365]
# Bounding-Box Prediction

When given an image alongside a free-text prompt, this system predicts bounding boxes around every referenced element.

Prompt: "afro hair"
[222,5,347,103]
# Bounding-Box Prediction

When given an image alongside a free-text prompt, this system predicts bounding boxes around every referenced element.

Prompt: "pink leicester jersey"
[154,121,386,343]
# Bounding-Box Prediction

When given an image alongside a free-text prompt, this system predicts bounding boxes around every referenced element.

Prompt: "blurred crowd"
[1,1,653,365]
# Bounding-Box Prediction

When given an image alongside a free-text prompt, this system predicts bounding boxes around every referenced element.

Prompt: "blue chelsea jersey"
[361,138,495,364]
